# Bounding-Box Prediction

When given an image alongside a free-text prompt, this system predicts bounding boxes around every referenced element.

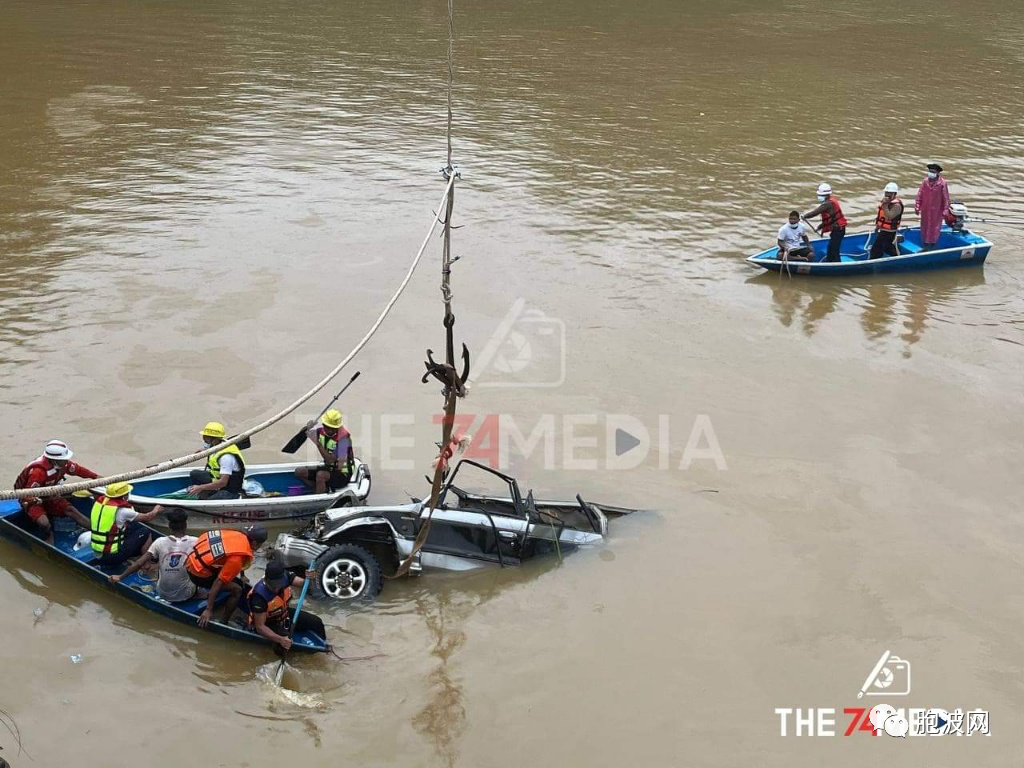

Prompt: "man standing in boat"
[185,524,268,627]
[13,440,98,543]
[776,211,814,262]
[187,421,247,499]
[801,182,847,262]
[295,409,354,494]
[915,163,951,251]
[870,183,904,259]
[248,560,327,651]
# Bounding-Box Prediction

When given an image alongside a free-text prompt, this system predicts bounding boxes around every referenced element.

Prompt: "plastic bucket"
[287,485,305,497]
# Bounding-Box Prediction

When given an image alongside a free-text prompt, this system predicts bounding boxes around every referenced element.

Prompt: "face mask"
[817,194,827,202]
[928,172,938,180]
[789,222,800,228]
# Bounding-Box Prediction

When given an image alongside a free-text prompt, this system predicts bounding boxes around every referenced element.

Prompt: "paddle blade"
[281,429,307,454]
[274,660,286,686]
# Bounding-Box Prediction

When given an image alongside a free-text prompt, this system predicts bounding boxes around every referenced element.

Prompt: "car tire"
[312,543,383,603]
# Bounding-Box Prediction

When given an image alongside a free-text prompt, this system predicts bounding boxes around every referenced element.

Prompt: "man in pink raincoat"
[914,162,951,250]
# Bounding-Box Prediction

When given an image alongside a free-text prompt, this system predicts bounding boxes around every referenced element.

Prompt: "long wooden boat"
[746,225,993,276]
[70,460,372,531]
[0,499,327,653]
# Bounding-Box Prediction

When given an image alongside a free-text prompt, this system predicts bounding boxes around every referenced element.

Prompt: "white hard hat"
[817,182,832,196]
[44,440,73,461]
[884,182,899,194]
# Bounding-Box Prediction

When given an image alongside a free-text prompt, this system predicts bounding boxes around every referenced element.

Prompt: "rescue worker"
[915,162,951,250]
[776,211,814,262]
[90,481,160,567]
[110,508,200,602]
[187,421,246,499]
[185,525,268,627]
[295,409,354,494]
[870,182,904,259]
[13,440,98,543]
[248,560,327,651]
[801,182,848,262]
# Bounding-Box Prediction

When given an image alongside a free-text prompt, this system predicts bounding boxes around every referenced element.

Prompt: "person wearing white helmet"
[12,440,99,543]
[802,183,848,262]
[870,182,904,259]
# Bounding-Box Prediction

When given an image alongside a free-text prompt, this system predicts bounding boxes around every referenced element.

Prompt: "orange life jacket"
[820,196,848,233]
[185,530,253,578]
[875,198,904,231]
[247,580,293,627]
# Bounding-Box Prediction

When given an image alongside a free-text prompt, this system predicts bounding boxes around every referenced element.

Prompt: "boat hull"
[746,226,992,276]
[72,460,371,530]
[0,499,326,652]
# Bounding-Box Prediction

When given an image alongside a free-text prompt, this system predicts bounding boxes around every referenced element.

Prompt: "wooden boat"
[746,225,993,276]
[69,460,372,531]
[0,499,327,652]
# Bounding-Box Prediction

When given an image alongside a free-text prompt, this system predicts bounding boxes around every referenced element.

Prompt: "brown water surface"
[2,0,1023,765]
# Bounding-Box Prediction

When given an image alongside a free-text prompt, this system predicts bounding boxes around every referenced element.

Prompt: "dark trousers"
[825,226,845,262]
[189,469,239,499]
[869,230,899,260]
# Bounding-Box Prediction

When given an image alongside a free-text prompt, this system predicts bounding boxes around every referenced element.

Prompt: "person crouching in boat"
[295,409,354,495]
[915,162,950,251]
[187,421,247,500]
[13,440,99,543]
[90,482,161,567]
[248,560,327,652]
[802,183,848,263]
[870,182,904,259]
[110,507,202,602]
[185,525,268,627]
[776,211,814,262]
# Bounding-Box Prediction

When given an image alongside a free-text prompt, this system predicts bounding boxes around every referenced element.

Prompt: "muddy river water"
[2,0,1023,765]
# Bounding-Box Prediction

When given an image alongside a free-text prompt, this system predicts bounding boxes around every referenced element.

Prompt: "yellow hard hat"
[200,421,226,439]
[105,481,133,498]
[322,409,343,429]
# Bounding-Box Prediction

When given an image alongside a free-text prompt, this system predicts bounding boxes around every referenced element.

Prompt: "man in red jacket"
[13,440,98,543]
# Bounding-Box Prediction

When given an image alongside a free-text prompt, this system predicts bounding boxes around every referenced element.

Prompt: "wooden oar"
[281,371,361,454]
[274,559,317,687]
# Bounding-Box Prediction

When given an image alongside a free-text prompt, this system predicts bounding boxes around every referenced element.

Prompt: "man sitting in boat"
[294,409,354,494]
[187,421,246,499]
[776,211,814,262]
[801,183,847,263]
[870,182,904,260]
[13,440,99,544]
[248,560,327,652]
[185,525,268,627]
[90,481,161,567]
[110,508,201,602]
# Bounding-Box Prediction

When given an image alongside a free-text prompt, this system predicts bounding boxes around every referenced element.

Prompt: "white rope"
[1,172,458,502]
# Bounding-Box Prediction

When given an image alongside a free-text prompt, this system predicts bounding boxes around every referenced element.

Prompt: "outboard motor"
[947,201,969,232]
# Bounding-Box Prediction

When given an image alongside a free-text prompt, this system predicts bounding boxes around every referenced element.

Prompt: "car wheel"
[312,543,383,602]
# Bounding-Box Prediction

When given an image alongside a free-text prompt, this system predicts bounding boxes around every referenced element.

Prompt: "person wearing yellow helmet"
[187,421,248,499]
[89,481,162,567]
[295,409,355,494]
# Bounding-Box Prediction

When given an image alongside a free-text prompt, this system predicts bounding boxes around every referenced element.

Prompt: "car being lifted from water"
[270,459,636,602]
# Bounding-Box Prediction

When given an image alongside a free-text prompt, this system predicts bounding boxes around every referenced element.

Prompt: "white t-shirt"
[777,222,812,250]
[114,507,139,527]
[148,534,199,602]
[217,454,240,476]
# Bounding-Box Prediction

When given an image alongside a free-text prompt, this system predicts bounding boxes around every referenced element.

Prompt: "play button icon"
[615,428,641,456]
